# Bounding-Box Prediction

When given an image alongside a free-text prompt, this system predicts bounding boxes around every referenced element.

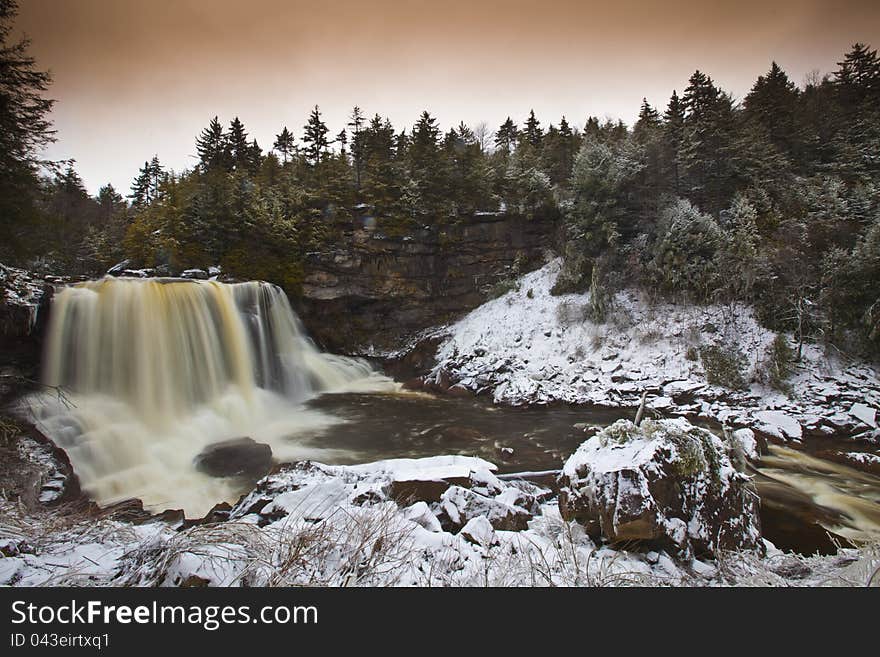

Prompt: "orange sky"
[16,0,880,193]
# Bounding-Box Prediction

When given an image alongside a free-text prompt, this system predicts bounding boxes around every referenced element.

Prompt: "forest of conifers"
[1,0,878,355]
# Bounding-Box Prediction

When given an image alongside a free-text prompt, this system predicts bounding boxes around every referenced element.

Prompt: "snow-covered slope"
[430,259,880,442]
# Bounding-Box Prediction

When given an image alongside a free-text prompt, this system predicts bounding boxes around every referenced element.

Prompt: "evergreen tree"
[522,110,543,149]
[0,0,56,260]
[196,116,227,170]
[227,117,250,170]
[272,127,295,164]
[743,62,799,157]
[494,117,518,155]
[662,91,686,195]
[97,184,125,221]
[129,161,152,208]
[633,98,661,143]
[361,114,400,216]
[302,105,330,166]
[543,116,578,187]
[148,156,164,201]
[348,106,366,190]
[680,71,737,213]
[835,42,880,107]
[406,111,445,217]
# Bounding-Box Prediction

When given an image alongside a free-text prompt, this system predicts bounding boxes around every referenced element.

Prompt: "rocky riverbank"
[413,259,879,454]
[1,416,877,587]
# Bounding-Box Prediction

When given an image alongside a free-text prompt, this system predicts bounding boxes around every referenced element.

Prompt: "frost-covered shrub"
[762,334,796,393]
[487,278,519,300]
[821,215,880,349]
[650,199,722,301]
[551,241,592,295]
[699,343,747,390]
[716,194,760,302]
[556,300,588,327]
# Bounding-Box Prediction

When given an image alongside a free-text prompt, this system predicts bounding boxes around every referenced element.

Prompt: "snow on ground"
[430,259,880,444]
[2,454,877,588]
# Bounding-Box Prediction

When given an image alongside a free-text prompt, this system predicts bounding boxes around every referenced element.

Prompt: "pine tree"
[196,116,226,170]
[97,184,125,221]
[583,116,601,140]
[679,71,737,212]
[543,116,578,186]
[406,111,445,217]
[0,0,56,260]
[129,161,152,208]
[494,117,518,155]
[522,110,543,149]
[743,62,799,156]
[360,114,400,215]
[336,129,348,156]
[272,127,295,164]
[835,42,880,106]
[348,106,366,190]
[633,98,661,143]
[227,117,250,170]
[302,105,330,166]
[248,139,263,173]
[662,91,686,195]
[0,0,55,179]
[148,156,164,201]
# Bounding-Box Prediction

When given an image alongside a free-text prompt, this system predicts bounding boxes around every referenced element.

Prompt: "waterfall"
[30,277,395,516]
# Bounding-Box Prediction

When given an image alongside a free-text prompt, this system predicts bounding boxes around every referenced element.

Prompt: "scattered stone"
[460,516,498,547]
[438,484,533,532]
[849,403,878,429]
[403,501,442,532]
[753,410,802,441]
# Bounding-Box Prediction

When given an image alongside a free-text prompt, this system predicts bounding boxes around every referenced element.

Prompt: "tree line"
[0,0,878,352]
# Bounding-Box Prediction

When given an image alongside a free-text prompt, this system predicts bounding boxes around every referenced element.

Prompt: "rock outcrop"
[0,264,56,400]
[296,214,555,354]
[195,438,273,479]
[558,418,762,558]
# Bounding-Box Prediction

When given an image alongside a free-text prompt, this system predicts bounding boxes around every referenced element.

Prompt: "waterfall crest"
[31,277,395,515]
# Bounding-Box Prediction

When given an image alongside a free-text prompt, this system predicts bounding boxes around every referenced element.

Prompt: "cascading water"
[28,277,396,516]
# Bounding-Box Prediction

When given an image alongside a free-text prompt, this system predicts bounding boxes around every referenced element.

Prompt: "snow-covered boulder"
[558,418,762,558]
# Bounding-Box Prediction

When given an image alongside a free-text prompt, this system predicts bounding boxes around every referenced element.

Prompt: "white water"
[760,445,880,543]
[28,277,396,516]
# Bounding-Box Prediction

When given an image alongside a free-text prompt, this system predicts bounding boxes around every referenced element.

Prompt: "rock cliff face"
[0,265,55,399]
[295,214,557,355]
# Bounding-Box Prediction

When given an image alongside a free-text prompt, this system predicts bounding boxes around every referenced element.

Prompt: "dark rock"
[296,214,556,355]
[388,476,469,504]
[446,384,473,398]
[182,502,233,527]
[142,509,185,526]
[194,437,273,478]
[178,575,210,588]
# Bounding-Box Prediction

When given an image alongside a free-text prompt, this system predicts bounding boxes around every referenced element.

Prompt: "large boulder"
[194,437,273,478]
[558,418,762,558]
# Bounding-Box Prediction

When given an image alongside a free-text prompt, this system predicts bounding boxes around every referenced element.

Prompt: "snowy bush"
[699,343,747,390]
[650,199,722,301]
